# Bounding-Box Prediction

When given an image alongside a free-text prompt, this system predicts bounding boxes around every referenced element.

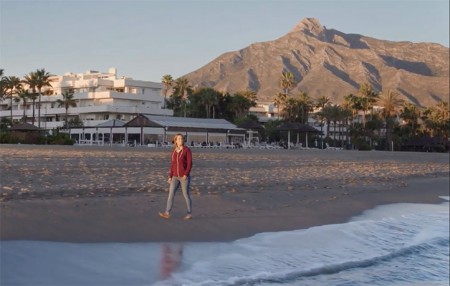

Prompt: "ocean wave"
[2,201,448,286]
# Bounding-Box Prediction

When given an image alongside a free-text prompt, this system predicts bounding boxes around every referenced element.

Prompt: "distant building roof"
[95,119,126,127]
[237,119,264,130]
[125,114,245,133]
[11,123,40,131]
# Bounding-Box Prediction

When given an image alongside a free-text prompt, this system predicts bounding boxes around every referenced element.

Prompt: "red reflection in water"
[160,243,183,279]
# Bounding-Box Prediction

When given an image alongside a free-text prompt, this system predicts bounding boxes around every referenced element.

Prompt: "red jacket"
[169,146,192,178]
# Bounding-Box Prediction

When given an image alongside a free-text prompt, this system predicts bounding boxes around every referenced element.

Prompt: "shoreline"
[1,176,448,243]
[1,145,449,243]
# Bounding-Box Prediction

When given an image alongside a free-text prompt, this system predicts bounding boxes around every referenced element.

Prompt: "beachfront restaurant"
[67,114,246,147]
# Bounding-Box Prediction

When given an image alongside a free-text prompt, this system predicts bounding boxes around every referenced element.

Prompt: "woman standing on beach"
[159,133,193,220]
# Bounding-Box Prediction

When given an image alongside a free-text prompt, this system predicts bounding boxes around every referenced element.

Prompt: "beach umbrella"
[236,119,264,130]
[11,123,41,131]
[275,122,321,149]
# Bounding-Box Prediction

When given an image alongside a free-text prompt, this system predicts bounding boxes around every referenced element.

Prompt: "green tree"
[229,91,257,119]
[189,87,220,118]
[216,92,234,121]
[264,119,283,142]
[56,90,77,128]
[200,88,220,118]
[166,94,183,117]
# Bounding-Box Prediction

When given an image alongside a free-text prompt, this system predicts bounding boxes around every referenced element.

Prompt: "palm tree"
[3,76,22,123]
[196,87,219,118]
[274,92,287,119]
[240,89,258,103]
[279,71,295,97]
[317,104,335,143]
[358,83,379,127]
[400,103,421,136]
[295,91,313,124]
[436,101,450,123]
[0,69,6,101]
[16,89,32,122]
[377,90,404,150]
[23,71,39,125]
[333,105,352,147]
[316,95,331,110]
[314,96,331,146]
[340,106,353,147]
[34,69,53,128]
[283,97,299,122]
[56,90,77,128]
[343,93,362,125]
[173,77,192,117]
[161,74,174,109]
[422,101,450,141]
[377,90,404,118]
[436,101,450,142]
[329,104,343,146]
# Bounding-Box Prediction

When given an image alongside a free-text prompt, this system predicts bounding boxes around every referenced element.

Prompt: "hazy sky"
[1,0,448,82]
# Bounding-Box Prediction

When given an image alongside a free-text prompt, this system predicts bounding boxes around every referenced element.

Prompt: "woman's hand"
[182,175,187,181]
[167,177,172,184]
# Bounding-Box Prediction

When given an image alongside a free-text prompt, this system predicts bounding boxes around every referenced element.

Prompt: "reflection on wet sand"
[159,243,183,280]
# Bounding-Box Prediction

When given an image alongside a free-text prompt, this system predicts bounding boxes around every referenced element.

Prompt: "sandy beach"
[0,144,448,243]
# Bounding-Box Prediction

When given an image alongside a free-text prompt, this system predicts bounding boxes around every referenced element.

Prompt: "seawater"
[1,197,449,286]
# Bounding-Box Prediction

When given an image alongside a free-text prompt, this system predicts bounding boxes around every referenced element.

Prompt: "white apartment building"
[249,102,279,123]
[0,68,172,130]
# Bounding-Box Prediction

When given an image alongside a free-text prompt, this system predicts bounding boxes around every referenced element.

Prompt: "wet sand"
[0,144,448,242]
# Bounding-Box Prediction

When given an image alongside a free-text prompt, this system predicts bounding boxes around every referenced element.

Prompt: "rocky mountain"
[184,18,449,107]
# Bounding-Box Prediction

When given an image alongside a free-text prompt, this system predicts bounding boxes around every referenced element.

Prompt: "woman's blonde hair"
[172,133,185,149]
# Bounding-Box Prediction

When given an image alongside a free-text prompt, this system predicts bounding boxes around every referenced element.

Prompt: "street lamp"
[44,105,47,131]
[320,121,324,149]
[164,126,168,143]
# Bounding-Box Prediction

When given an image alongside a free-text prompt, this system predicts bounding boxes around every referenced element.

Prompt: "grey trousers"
[166,176,192,214]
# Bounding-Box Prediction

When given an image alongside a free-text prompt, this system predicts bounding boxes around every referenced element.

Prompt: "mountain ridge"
[184,18,449,107]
